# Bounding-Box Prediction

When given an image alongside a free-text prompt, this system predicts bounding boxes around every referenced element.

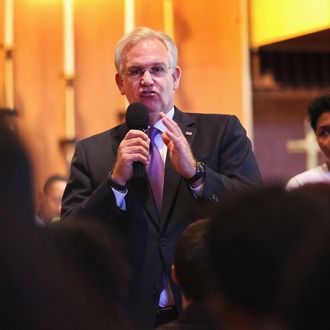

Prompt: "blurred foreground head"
[0,125,130,330]
[44,217,131,326]
[173,218,213,303]
[207,184,330,330]
[279,183,330,330]
[0,125,34,224]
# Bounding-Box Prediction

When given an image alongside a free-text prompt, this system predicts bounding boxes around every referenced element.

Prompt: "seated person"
[279,189,330,330]
[44,218,131,330]
[36,174,67,225]
[0,125,129,330]
[156,219,218,330]
[287,94,330,189]
[207,185,330,330]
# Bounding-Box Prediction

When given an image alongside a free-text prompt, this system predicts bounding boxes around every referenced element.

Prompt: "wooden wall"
[0,0,250,195]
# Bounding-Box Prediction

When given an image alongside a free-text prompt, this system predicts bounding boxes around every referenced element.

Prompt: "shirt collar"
[153,107,175,133]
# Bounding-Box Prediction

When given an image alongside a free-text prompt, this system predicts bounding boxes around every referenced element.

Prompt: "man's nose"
[141,69,153,84]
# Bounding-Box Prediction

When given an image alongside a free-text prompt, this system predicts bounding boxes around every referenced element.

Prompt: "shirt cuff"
[112,188,127,210]
[189,182,204,198]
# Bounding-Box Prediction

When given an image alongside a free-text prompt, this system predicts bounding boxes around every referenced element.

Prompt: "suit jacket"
[61,108,261,330]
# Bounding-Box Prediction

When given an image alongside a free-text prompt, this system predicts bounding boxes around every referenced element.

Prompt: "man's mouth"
[140,91,157,97]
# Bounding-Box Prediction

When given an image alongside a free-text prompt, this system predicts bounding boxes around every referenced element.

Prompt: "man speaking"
[61,27,262,330]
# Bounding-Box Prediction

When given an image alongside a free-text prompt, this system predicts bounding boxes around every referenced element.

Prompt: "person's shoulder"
[190,113,245,135]
[78,123,126,145]
[286,165,327,189]
[185,111,234,121]
[178,110,238,127]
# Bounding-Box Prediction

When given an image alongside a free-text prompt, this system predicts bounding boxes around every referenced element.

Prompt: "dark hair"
[307,93,330,131]
[44,218,131,328]
[174,219,213,302]
[278,183,330,330]
[43,174,67,193]
[207,185,330,316]
[0,125,130,330]
[279,223,330,330]
[0,125,34,223]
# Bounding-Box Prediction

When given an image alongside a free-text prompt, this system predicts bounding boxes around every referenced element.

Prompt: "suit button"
[152,286,160,295]
[160,237,167,246]
[211,194,219,203]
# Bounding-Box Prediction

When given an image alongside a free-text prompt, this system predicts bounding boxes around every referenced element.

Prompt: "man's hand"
[160,112,197,179]
[111,130,150,185]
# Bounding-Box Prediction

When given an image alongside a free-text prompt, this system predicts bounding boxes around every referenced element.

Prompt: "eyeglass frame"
[123,65,173,80]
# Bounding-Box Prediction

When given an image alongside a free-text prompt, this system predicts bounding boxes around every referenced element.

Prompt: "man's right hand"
[111,129,150,185]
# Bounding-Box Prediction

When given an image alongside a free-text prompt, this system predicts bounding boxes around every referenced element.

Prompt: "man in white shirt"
[287,94,330,189]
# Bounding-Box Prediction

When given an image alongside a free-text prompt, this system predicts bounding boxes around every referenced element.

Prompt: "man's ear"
[115,73,125,95]
[172,66,181,91]
[171,264,179,285]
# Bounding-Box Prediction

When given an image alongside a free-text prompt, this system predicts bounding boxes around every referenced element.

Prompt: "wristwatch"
[185,161,206,184]
[106,172,128,192]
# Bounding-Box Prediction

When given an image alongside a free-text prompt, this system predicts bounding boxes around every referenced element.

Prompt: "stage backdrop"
[0,0,250,196]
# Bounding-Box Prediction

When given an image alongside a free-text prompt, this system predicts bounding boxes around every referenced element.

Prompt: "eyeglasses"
[125,65,172,79]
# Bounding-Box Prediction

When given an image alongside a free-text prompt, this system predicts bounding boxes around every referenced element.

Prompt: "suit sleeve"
[201,116,262,203]
[61,141,122,222]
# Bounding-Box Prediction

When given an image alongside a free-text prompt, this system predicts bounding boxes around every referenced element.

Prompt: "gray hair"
[114,27,178,74]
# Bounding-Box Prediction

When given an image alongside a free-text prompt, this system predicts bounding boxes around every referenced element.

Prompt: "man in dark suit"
[61,27,261,330]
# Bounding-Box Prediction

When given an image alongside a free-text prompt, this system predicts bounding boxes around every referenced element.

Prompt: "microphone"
[126,103,149,178]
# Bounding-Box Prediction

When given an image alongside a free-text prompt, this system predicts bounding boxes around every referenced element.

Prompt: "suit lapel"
[129,176,161,230]
[160,108,197,229]
[111,123,127,157]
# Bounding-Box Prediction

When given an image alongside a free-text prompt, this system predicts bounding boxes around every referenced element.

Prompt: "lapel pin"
[185,131,192,136]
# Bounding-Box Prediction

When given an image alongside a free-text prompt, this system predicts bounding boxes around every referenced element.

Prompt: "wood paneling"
[0,0,248,195]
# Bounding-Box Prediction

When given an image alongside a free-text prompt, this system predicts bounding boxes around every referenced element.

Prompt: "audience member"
[0,124,48,329]
[44,217,131,329]
[207,185,330,330]
[36,174,67,225]
[156,219,218,329]
[278,183,330,330]
[279,225,330,330]
[287,93,330,188]
[61,26,261,329]
[0,125,35,226]
[0,124,130,330]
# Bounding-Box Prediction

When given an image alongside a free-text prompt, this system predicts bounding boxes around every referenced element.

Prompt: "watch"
[185,161,206,184]
[106,173,128,192]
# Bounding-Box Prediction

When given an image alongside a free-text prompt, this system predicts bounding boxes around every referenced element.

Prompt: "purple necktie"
[147,127,164,213]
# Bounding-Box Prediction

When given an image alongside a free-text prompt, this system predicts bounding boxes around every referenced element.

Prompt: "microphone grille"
[126,103,149,130]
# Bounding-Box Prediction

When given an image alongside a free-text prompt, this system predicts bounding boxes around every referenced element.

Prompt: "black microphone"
[126,103,149,178]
